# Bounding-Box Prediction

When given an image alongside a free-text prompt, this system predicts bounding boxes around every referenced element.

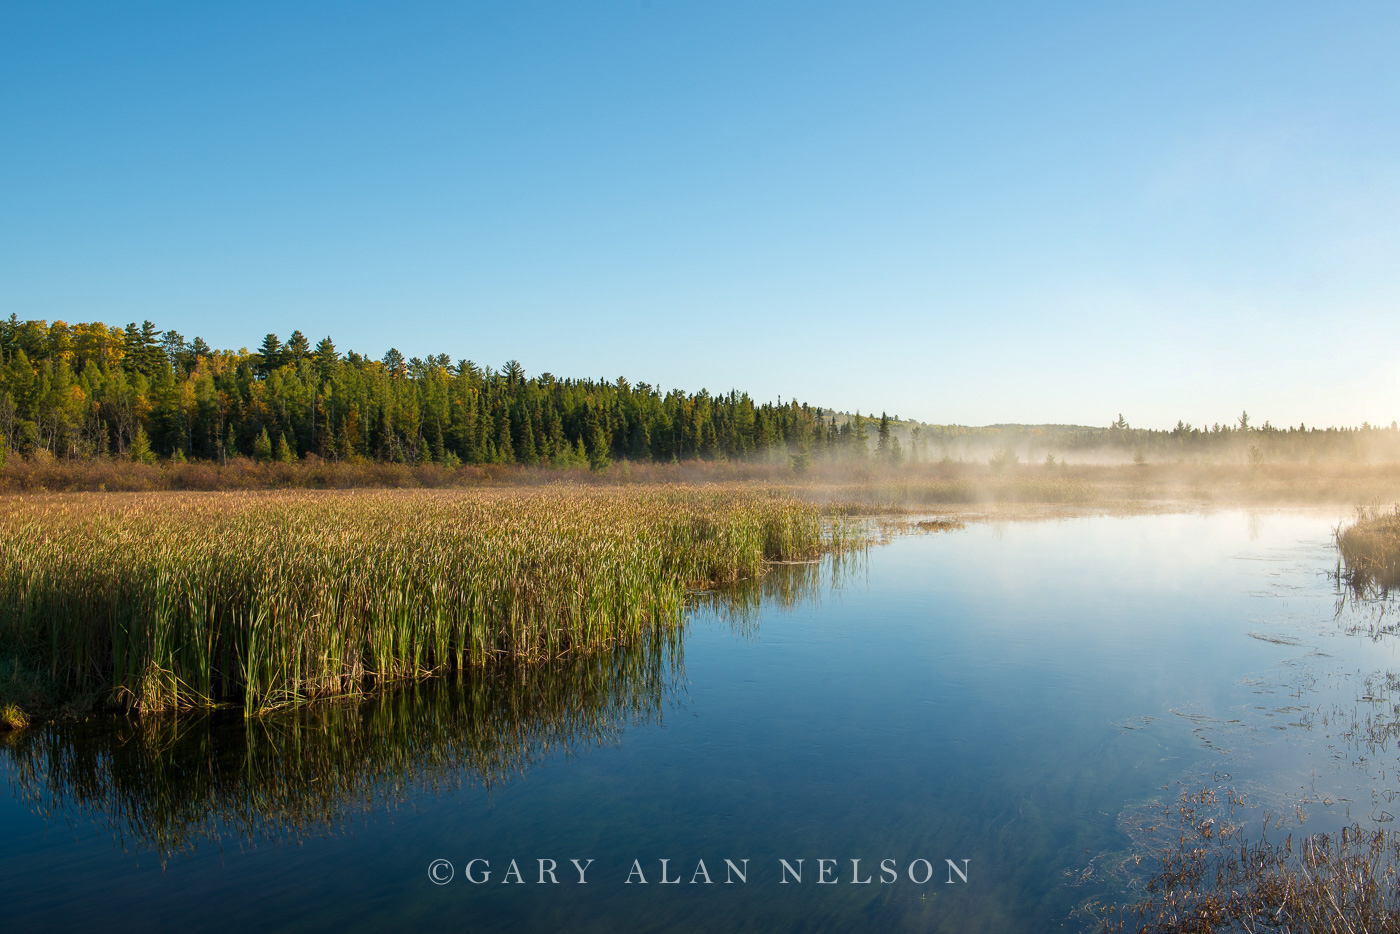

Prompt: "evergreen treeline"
[4,317,1391,470]
[0,317,889,467]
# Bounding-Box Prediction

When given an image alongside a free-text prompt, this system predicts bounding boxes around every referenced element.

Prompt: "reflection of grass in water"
[687,550,867,635]
[1,632,680,861]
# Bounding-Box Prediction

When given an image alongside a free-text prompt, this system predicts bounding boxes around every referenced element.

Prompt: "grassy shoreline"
[3,457,1400,506]
[0,486,858,719]
[1336,505,1400,596]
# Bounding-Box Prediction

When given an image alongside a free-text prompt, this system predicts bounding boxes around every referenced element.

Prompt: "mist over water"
[3,508,1396,932]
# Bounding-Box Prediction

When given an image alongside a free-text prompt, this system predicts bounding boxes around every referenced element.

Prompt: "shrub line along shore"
[3,457,1400,504]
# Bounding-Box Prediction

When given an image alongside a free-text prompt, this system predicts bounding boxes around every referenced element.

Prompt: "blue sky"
[3,1,1397,427]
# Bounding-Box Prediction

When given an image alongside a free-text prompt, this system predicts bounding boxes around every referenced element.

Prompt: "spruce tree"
[130,424,156,464]
[518,417,538,464]
[494,408,514,462]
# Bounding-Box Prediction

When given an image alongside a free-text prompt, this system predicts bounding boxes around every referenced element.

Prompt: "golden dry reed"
[1336,504,1400,596]
[0,486,857,715]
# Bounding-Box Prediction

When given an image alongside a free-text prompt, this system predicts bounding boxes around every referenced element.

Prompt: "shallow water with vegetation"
[4,509,1398,931]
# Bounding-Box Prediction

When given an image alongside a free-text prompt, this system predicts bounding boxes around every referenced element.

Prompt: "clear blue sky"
[3,1,1397,428]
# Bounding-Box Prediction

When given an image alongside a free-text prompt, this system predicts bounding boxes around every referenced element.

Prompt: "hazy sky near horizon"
[3,2,1397,428]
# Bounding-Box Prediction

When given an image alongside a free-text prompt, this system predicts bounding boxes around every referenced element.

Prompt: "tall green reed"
[0,486,857,713]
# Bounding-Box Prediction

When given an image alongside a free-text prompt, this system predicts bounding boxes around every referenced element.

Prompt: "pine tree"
[285,330,311,362]
[123,322,154,377]
[382,348,406,378]
[256,334,283,378]
[314,337,339,382]
[162,330,187,371]
[275,432,295,463]
[138,321,162,375]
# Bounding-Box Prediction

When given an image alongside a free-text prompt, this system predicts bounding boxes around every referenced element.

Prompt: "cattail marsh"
[0,486,861,715]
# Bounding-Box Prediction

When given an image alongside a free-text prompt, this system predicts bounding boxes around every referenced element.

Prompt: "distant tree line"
[0,317,908,468]
[5,317,1390,470]
[909,411,1400,465]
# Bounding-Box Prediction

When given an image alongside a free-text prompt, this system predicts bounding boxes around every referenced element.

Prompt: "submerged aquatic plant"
[0,486,859,714]
[1099,784,1400,933]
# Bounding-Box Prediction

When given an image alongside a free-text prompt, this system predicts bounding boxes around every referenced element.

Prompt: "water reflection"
[14,515,1378,931]
[2,631,683,860]
[2,559,846,862]
[687,551,865,634]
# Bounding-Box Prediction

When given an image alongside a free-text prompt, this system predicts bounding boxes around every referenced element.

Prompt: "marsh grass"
[1337,505,1400,597]
[0,486,856,715]
[1,702,27,731]
[915,518,967,532]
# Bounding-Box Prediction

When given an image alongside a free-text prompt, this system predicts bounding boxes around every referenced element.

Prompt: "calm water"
[4,509,1399,932]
